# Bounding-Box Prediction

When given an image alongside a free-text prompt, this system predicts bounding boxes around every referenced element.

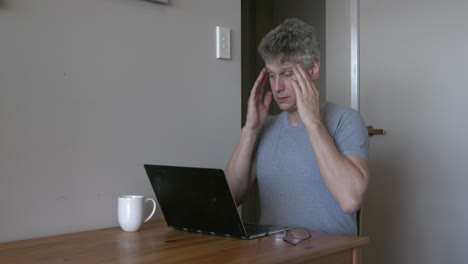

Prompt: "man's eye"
[269,74,275,79]
[283,72,293,78]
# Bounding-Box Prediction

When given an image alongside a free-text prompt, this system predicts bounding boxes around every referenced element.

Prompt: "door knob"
[367,126,385,137]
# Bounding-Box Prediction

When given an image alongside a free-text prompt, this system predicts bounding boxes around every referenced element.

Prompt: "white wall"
[0,0,241,243]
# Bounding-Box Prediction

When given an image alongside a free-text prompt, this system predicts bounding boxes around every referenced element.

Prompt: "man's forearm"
[225,128,259,205]
[306,124,369,214]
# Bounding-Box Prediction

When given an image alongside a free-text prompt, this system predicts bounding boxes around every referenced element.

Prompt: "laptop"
[143,164,285,239]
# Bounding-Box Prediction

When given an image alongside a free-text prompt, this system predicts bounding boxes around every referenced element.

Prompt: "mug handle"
[144,198,157,223]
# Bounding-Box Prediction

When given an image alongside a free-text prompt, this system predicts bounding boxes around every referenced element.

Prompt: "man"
[225,18,369,235]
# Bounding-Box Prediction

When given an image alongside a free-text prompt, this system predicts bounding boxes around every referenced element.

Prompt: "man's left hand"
[291,64,322,128]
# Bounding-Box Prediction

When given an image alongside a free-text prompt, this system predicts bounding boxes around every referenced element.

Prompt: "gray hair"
[257,18,320,68]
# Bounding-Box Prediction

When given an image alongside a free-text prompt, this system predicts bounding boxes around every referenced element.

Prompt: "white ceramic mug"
[118,195,157,232]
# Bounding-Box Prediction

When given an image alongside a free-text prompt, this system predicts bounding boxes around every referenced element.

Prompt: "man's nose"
[272,78,285,92]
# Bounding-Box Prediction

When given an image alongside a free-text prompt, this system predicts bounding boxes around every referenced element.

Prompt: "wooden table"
[0,221,368,263]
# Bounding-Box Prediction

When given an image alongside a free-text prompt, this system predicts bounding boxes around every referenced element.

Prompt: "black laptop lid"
[144,164,247,237]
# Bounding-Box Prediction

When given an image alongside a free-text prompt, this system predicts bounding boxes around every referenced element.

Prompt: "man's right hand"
[225,69,272,205]
[244,68,272,134]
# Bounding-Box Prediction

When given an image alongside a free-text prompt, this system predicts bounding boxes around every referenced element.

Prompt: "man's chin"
[276,103,296,112]
[277,104,294,112]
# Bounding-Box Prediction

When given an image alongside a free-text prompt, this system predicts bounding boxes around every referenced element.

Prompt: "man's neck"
[286,100,327,126]
[287,111,302,126]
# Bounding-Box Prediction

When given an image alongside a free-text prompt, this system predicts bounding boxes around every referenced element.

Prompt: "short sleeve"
[331,109,369,161]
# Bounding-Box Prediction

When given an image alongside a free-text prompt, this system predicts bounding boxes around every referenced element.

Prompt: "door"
[359,0,468,263]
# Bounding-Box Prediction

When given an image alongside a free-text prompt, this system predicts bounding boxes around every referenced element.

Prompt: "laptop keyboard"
[244,223,282,235]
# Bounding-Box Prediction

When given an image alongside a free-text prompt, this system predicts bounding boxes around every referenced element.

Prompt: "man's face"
[265,60,320,113]
[265,61,298,112]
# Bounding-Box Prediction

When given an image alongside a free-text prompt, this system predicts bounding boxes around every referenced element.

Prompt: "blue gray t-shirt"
[255,101,369,235]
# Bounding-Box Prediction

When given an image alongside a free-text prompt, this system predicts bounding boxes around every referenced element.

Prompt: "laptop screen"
[144,164,247,237]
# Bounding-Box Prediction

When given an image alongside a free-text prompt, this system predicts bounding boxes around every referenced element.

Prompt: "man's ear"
[309,60,320,80]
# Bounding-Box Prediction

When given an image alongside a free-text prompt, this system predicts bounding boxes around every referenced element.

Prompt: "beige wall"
[0,0,241,242]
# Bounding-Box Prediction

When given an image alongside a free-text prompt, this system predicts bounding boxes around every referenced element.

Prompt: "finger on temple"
[290,78,302,96]
[254,70,267,93]
[294,65,317,94]
[292,67,308,93]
